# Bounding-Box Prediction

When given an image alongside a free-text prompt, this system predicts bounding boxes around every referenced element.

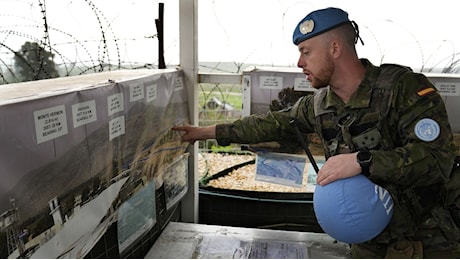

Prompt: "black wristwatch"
[357,149,372,177]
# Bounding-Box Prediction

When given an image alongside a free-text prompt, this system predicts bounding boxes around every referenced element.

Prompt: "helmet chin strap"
[290,119,320,173]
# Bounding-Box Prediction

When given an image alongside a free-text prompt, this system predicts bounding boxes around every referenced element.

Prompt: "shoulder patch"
[414,118,440,142]
[417,87,436,97]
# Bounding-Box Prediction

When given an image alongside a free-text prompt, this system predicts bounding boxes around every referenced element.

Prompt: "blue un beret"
[293,7,351,45]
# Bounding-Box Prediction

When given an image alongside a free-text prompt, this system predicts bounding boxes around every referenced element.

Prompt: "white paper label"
[146,84,158,103]
[242,75,251,117]
[435,82,460,96]
[107,93,124,116]
[175,77,184,91]
[34,105,68,144]
[72,100,97,128]
[129,82,145,102]
[294,77,315,91]
[260,76,283,89]
[109,115,125,141]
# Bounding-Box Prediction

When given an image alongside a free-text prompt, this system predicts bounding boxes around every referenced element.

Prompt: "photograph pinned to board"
[255,152,323,191]
[255,152,306,188]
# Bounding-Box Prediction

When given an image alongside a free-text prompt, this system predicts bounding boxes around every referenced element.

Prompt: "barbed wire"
[0,0,166,84]
[1,0,460,86]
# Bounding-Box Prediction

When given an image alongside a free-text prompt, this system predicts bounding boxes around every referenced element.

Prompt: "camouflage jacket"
[216,59,459,245]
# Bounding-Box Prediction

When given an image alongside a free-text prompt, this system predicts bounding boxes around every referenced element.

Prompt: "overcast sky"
[198,0,460,71]
[0,0,459,72]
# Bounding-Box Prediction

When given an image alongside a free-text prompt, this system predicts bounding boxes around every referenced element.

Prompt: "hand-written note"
[109,115,125,141]
[130,82,145,102]
[107,93,124,116]
[146,84,158,103]
[259,76,283,89]
[72,100,97,128]
[34,105,68,144]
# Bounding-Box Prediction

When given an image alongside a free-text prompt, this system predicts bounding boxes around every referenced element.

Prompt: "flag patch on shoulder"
[417,87,436,96]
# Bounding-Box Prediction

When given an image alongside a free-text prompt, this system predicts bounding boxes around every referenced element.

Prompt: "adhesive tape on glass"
[313,174,394,244]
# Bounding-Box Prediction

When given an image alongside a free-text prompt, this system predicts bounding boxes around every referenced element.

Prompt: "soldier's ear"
[330,40,342,58]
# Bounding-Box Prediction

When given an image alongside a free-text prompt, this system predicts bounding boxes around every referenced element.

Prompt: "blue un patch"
[414,118,440,142]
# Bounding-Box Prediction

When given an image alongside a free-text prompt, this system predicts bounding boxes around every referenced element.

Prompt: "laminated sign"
[255,152,307,188]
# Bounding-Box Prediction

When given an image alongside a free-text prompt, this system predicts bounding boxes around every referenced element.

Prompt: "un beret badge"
[300,20,314,35]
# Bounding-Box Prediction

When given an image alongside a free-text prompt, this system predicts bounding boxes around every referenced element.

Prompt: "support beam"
[179,0,199,223]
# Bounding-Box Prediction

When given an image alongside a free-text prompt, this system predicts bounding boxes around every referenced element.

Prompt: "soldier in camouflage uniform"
[173,7,460,258]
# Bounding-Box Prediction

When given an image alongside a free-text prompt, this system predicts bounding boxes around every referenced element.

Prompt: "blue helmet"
[313,174,394,244]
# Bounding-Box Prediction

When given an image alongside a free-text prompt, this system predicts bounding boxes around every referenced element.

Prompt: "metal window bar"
[198,72,243,152]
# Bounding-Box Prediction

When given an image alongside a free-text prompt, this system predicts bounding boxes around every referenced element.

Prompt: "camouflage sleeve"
[371,72,457,187]
[215,95,316,146]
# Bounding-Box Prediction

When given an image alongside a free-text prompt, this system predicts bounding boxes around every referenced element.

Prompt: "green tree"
[13,41,59,82]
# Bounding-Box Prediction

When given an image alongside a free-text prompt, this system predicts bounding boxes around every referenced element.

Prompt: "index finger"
[172,125,189,131]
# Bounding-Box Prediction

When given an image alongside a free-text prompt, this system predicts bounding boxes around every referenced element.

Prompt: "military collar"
[322,59,377,109]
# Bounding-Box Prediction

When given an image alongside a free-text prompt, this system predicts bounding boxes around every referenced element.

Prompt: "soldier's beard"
[311,63,333,89]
